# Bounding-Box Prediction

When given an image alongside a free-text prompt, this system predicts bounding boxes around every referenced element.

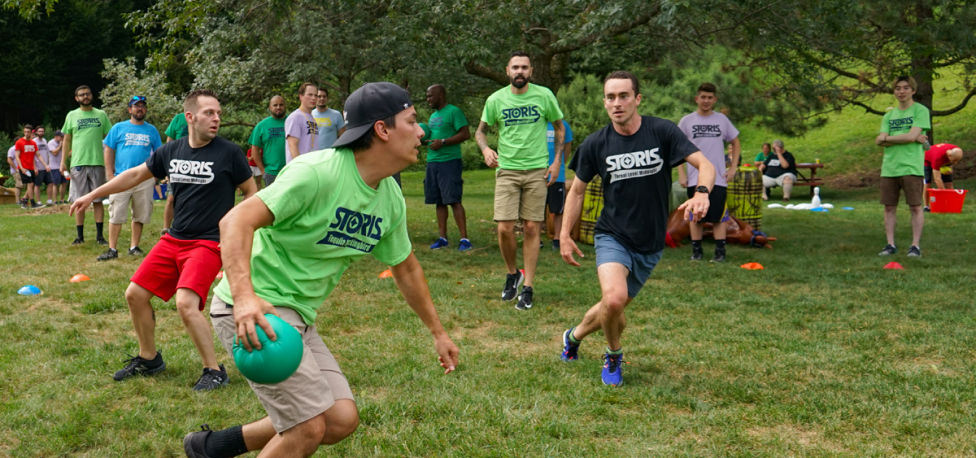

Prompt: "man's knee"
[321,405,359,445]
[601,290,629,315]
[175,291,202,318]
[497,222,515,236]
[125,283,152,307]
[285,415,328,453]
[783,176,793,184]
[522,220,540,236]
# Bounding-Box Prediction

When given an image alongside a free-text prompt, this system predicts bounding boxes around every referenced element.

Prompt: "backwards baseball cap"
[332,82,413,149]
[128,95,147,107]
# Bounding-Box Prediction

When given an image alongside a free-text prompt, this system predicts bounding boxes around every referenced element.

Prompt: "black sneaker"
[114,351,166,381]
[71,237,85,246]
[183,424,213,458]
[30,200,44,209]
[501,270,524,301]
[97,248,119,261]
[551,239,560,251]
[515,286,534,310]
[923,206,931,213]
[193,365,229,391]
[128,246,144,256]
[710,251,726,263]
[907,246,921,257]
[96,237,109,246]
[878,244,897,256]
[690,248,703,261]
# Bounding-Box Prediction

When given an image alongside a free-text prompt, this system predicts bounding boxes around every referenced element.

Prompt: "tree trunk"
[910,0,935,141]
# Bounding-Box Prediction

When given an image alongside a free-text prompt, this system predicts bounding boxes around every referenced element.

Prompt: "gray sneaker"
[193,365,229,391]
[907,246,921,257]
[878,244,897,256]
[114,351,166,381]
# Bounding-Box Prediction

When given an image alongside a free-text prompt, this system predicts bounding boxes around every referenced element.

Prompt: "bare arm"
[877,127,923,146]
[475,121,497,168]
[103,145,116,179]
[547,121,565,186]
[559,177,588,267]
[678,152,715,222]
[337,126,346,137]
[931,168,945,189]
[251,145,265,173]
[773,148,789,169]
[237,177,258,199]
[677,163,688,187]
[390,253,459,374]
[69,164,154,215]
[287,136,300,160]
[219,196,278,351]
[728,137,741,173]
[430,125,471,151]
[60,133,73,173]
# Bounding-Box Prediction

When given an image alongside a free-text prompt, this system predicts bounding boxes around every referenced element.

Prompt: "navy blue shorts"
[594,233,663,298]
[424,159,463,205]
[924,166,952,184]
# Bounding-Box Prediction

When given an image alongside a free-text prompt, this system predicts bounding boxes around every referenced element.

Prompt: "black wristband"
[695,185,709,195]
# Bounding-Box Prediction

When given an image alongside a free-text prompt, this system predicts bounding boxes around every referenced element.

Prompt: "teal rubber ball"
[233,314,303,384]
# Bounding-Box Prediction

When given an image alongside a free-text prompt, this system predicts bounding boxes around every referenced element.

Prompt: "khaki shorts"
[109,178,154,225]
[12,171,23,189]
[880,175,923,206]
[762,173,797,188]
[210,295,354,433]
[494,168,548,222]
[68,166,108,203]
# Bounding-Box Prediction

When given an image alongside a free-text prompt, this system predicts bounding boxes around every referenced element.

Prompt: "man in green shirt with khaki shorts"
[182,82,459,458]
[476,51,565,311]
[61,85,111,245]
[874,76,931,258]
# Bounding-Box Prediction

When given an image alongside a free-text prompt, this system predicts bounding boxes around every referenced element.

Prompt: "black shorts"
[34,170,52,186]
[547,182,566,214]
[924,166,952,184]
[424,159,463,205]
[20,171,35,186]
[686,185,730,224]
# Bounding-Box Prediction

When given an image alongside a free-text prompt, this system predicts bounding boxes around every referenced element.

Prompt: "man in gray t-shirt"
[312,88,346,150]
[285,82,319,164]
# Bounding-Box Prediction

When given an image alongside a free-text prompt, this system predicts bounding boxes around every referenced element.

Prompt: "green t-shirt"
[426,104,468,162]
[420,123,431,142]
[165,113,189,140]
[213,148,413,325]
[880,102,930,177]
[755,152,769,162]
[248,116,287,176]
[481,84,564,170]
[61,108,111,167]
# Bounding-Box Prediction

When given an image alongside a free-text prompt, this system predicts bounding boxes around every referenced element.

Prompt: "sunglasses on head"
[130,95,147,105]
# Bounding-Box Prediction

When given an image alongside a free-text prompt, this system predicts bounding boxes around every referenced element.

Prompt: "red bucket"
[928,189,968,213]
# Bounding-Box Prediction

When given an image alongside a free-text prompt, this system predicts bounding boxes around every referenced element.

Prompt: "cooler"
[928,189,967,213]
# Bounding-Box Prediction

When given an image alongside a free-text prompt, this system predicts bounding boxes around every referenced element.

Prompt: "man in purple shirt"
[677,82,741,263]
[285,82,319,164]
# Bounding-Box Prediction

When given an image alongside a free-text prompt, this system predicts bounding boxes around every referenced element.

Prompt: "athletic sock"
[205,425,248,458]
[96,222,104,239]
[76,225,84,239]
[606,346,623,355]
[691,240,703,250]
[568,327,581,344]
[715,239,726,253]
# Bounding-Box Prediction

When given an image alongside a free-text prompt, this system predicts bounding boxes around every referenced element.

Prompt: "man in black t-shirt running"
[71,89,257,391]
[559,72,716,387]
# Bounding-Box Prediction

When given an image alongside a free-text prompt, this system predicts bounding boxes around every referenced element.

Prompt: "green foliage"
[100,57,182,127]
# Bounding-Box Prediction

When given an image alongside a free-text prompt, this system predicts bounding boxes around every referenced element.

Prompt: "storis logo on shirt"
[168,159,215,184]
[268,127,285,138]
[691,125,722,139]
[501,106,541,126]
[77,118,103,129]
[605,148,663,183]
[318,207,383,253]
[123,133,152,146]
[888,117,914,131]
[305,121,318,135]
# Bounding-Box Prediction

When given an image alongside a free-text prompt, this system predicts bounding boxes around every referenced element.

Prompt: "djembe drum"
[727,165,763,230]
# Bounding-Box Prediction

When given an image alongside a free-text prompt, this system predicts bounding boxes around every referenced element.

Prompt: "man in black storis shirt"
[558,71,716,387]
[71,89,256,391]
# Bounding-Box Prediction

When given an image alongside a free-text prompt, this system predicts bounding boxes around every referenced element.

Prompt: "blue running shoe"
[430,237,449,250]
[458,239,472,251]
[561,328,579,361]
[601,352,623,386]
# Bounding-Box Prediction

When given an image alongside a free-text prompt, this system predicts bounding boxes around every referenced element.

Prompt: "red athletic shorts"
[130,234,222,307]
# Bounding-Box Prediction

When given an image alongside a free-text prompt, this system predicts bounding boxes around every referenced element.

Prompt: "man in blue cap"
[183,82,460,458]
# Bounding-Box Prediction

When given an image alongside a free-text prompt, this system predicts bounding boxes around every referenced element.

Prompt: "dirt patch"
[825,153,976,190]
[747,424,845,452]
[9,204,73,216]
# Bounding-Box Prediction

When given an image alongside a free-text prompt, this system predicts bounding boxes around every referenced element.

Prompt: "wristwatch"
[695,186,710,195]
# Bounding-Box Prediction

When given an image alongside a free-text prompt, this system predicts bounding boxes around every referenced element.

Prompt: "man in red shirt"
[923,143,964,212]
[14,125,42,209]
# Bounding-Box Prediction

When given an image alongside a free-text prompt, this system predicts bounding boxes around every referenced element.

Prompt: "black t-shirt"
[146,136,252,242]
[569,116,699,254]
[763,151,798,178]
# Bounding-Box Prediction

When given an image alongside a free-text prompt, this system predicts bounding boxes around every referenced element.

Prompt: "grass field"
[1,170,975,457]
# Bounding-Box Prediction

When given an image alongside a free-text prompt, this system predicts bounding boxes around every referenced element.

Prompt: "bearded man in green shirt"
[60,85,111,245]
[182,82,459,458]
[476,51,565,311]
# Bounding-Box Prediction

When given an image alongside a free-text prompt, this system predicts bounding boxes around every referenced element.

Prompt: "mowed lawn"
[1,170,975,457]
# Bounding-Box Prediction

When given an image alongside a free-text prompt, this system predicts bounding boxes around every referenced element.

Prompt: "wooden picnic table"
[794,162,825,196]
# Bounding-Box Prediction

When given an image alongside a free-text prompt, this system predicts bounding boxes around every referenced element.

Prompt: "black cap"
[333,82,413,148]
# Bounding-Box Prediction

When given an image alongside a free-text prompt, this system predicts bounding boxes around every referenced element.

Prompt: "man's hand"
[875,133,887,146]
[678,177,688,187]
[60,163,68,175]
[433,333,459,374]
[678,192,710,222]
[546,162,560,186]
[233,294,280,352]
[560,237,585,267]
[482,147,499,168]
[916,134,928,145]
[69,193,94,215]
[430,139,444,151]
[724,167,736,183]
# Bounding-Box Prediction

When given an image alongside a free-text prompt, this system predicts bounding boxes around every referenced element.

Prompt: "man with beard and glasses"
[250,96,288,187]
[61,85,112,244]
[312,87,345,151]
[71,89,257,391]
[97,96,163,261]
[476,51,565,311]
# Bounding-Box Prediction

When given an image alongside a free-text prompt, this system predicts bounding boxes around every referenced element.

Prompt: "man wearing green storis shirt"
[874,76,930,258]
[477,51,565,311]
[250,95,288,186]
[61,85,111,246]
[182,82,458,458]
[424,84,472,251]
